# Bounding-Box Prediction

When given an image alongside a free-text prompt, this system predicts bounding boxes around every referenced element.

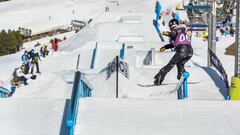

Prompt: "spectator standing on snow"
[44,45,49,56]
[29,49,41,74]
[21,50,30,74]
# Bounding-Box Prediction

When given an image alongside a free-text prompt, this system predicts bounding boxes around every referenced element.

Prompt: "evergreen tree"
[0,29,23,56]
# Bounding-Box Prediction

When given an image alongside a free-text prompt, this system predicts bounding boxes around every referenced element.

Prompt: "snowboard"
[139,80,202,97]
[137,81,200,87]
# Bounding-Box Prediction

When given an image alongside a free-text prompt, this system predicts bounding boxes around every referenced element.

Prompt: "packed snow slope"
[76,98,240,135]
[0,0,238,135]
[0,98,67,135]
[0,0,108,35]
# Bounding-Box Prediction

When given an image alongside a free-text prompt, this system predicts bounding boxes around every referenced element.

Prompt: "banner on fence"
[118,58,129,79]
[209,49,230,89]
[106,57,129,80]
[106,57,117,80]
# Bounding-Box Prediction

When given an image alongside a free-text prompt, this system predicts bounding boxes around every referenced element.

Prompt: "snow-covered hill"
[0,0,239,135]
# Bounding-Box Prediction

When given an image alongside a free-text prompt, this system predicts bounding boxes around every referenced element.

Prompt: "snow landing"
[0,98,68,135]
[75,98,240,135]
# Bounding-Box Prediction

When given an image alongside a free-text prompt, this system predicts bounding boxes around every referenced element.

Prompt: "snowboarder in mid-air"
[154,19,193,85]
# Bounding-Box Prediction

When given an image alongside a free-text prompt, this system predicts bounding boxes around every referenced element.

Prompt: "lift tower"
[208,0,217,67]
[234,0,240,77]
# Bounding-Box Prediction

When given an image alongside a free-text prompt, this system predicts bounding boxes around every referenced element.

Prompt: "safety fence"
[66,71,92,135]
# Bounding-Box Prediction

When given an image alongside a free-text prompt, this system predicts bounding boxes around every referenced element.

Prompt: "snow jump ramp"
[83,56,207,100]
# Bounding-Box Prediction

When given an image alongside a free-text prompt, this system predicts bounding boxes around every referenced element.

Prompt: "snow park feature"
[90,42,98,69]
[71,20,87,31]
[66,71,92,135]
[1,0,240,135]
[176,71,190,99]
[153,0,165,42]
[137,71,190,99]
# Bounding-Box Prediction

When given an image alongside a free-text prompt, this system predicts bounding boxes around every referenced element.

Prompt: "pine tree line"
[0,0,10,2]
[0,30,23,56]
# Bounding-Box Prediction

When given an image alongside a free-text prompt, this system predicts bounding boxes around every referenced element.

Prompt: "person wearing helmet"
[162,19,180,52]
[30,52,41,74]
[154,19,193,85]
[21,50,30,74]
[28,49,35,60]
[28,49,41,74]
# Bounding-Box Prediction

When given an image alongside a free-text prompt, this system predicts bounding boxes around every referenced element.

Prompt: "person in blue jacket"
[21,50,30,74]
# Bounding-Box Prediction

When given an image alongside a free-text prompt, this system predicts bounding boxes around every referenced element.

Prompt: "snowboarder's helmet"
[168,19,179,30]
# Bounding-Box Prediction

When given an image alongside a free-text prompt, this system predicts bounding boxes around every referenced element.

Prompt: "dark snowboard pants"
[156,45,193,80]
[24,63,29,74]
[19,76,28,85]
[31,62,40,74]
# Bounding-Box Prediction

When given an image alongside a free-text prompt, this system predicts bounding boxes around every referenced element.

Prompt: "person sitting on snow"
[154,19,193,85]
[11,68,28,87]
